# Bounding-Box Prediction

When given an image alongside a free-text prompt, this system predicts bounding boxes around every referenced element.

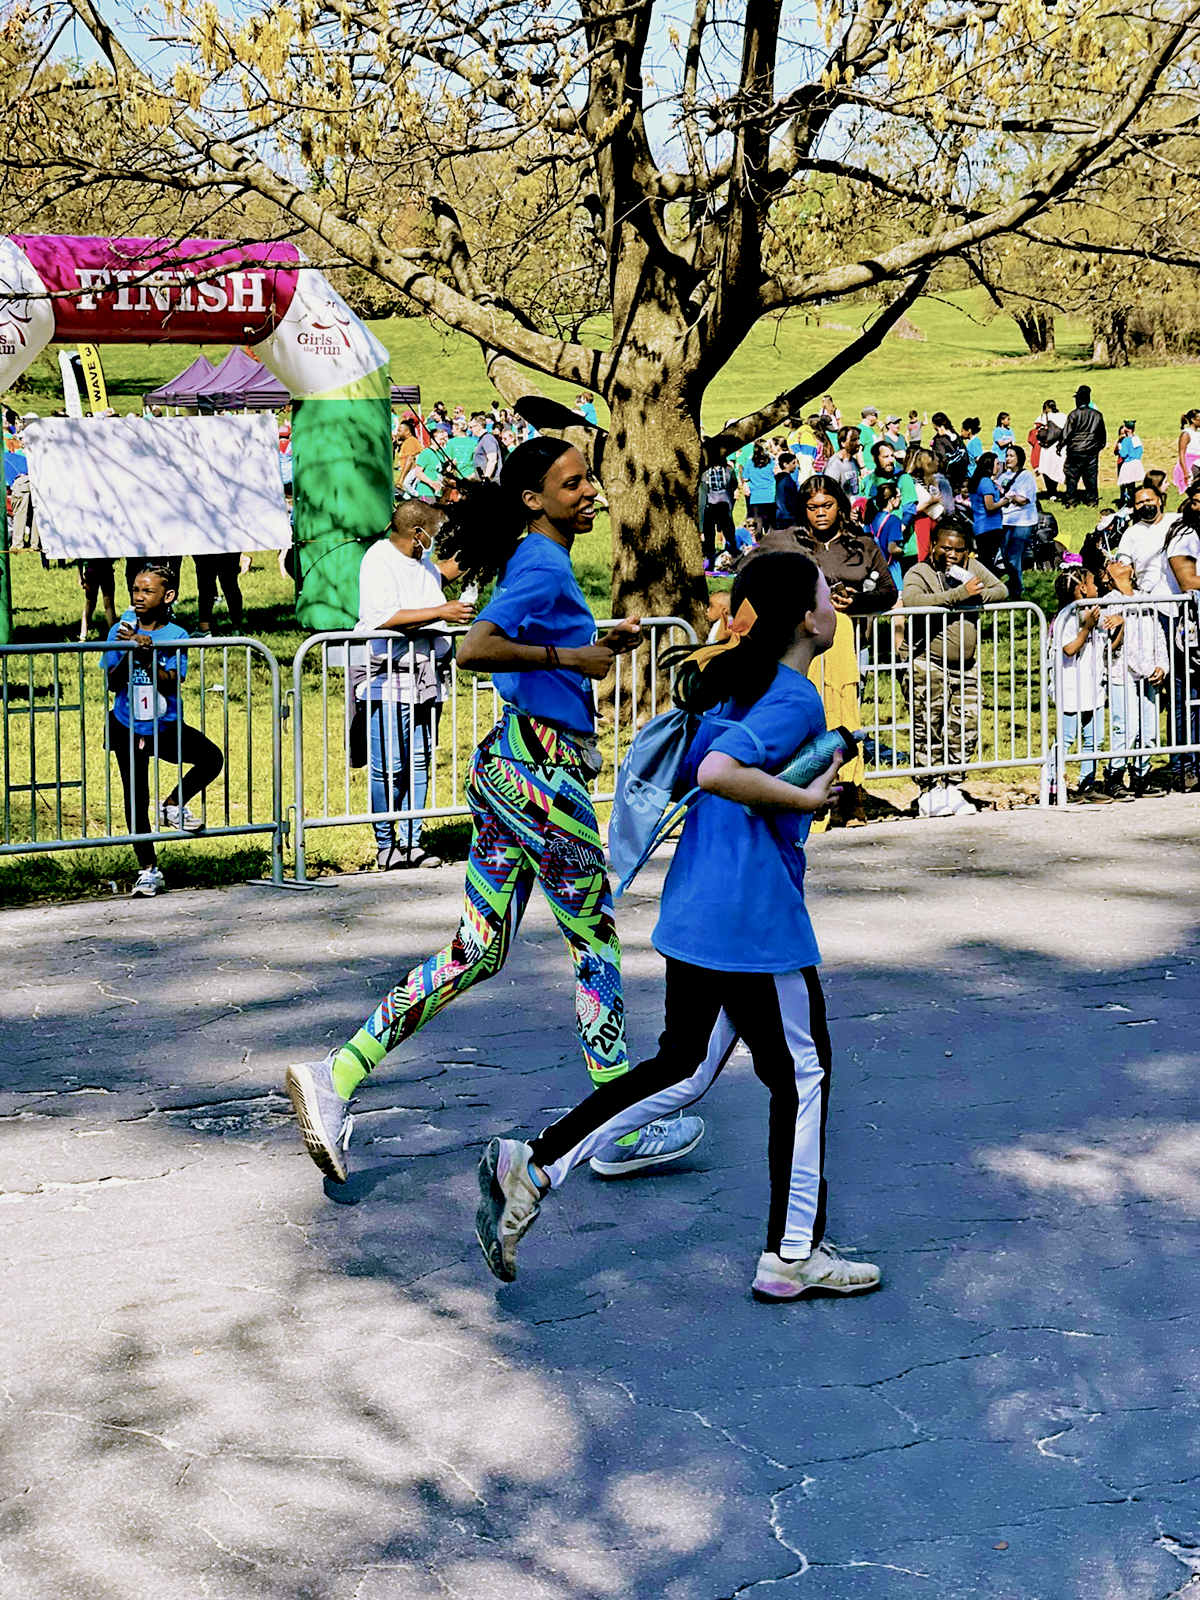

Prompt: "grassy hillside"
[12,292,1199,471]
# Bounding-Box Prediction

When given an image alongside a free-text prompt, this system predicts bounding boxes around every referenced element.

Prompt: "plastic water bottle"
[743,726,859,816]
[774,725,859,789]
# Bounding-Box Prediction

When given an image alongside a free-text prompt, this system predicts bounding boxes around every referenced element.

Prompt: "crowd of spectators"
[5,383,1199,893]
[702,390,1200,818]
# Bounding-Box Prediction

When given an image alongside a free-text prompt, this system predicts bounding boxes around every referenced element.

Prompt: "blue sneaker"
[588,1112,704,1177]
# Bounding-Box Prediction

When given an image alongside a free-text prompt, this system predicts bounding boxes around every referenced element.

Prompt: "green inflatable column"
[291,385,393,631]
[255,273,394,630]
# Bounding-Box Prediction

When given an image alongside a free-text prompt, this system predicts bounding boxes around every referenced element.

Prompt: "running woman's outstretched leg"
[526,758,704,1170]
[334,752,539,1095]
[286,752,537,1180]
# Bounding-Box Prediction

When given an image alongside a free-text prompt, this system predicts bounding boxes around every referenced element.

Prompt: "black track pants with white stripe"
[529,958,833,1258]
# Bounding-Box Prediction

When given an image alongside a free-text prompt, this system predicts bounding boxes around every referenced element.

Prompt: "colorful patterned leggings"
[334,738,628,1098]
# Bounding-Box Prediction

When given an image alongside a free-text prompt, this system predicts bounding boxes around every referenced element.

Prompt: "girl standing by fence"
[1051,559,1109,802]
[104,563,223,897]
[473,550,881,1301]
[286,438,703,1184]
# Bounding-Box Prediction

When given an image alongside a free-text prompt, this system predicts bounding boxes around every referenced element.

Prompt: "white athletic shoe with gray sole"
[285,1049,354,1183]
[475,1137,545,1283]
[752,1243,881,1301]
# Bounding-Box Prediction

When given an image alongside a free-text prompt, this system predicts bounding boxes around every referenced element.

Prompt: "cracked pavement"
[1,798,1198,1599]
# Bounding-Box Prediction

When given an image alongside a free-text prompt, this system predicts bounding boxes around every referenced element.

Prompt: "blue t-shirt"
[104,617,189,732]
[992,426,1015,453]
[478,531,597,734]
[744,460,777,504]
[653,665,825,973]
[965,436,983,464]
[970,477,1002,536]
[869,509,902,557]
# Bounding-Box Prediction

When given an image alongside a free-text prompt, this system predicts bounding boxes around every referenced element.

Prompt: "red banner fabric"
[12,236,301,344]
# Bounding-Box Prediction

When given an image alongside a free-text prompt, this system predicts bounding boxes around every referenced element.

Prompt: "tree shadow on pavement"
[0,824,1198,1599]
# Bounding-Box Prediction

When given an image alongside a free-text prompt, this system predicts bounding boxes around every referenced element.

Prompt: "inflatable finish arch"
[0,235,393,629]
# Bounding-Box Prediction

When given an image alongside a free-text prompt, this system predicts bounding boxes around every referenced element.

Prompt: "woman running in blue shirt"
[475,550,883,1302]
[286,438,703,1184]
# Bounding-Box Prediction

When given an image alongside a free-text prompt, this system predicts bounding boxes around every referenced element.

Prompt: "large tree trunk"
[606,384,709,637]
[1013,309,1055,356]
[1092,307,1130,367]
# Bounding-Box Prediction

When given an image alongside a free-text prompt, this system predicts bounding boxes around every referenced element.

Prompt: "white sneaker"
[160,801,203,832]
[131,867,164,897]
[475,1138,546,1282]
[917,784,946,818]
[944,784,976,816]
[752,1243,881,1301]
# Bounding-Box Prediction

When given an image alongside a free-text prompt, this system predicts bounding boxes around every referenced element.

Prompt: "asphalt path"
[1,798,1198,1600]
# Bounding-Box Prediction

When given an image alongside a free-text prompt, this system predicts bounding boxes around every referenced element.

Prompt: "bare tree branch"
[705,271,930,464]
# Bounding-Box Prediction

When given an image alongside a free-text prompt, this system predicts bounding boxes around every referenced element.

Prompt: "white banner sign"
[24,413,292,559]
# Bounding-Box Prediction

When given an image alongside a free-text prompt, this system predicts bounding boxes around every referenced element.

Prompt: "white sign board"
[24,413,292,559]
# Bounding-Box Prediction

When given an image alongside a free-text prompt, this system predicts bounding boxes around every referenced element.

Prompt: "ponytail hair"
[435,436,574,585]
[665,551,822,713]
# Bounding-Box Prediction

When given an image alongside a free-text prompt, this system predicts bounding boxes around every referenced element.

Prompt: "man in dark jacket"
[1060,385,1107,507]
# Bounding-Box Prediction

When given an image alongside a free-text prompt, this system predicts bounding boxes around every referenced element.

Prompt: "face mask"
[1133,504,1158,522]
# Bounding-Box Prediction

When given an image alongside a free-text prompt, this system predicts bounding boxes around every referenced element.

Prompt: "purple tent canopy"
[196,347,290,412]
[142,353,217,407]
[145,349,415,413]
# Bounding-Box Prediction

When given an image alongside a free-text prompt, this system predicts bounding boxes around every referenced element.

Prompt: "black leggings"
[702,502,736,566]
[193,554,244,630]
[108,713,224,867]
[530,958,833,1256]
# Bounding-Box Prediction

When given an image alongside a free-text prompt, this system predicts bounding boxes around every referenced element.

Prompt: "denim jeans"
[1108,676,1159,776]
[1000,526,1032,599]
[368,699,435,851]
[1060,707,1104,784]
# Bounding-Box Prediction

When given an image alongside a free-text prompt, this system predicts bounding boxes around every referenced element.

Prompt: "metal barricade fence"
[833,601,1049,788]
[290,618,696,882]
[28,595,1190,889]
[0,637,286,883]
[1050,593,1200,804]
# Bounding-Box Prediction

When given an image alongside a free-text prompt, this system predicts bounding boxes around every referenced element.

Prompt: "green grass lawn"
[13,289,1199,481]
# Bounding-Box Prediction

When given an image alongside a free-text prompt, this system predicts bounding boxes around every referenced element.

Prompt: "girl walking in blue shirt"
[287,438,703,1184]
[475,550,883,1301]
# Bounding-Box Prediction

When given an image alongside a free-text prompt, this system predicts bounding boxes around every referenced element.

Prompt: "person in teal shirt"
[410,432,447,500]
[858,405,879,455]
[444,422,478,484]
